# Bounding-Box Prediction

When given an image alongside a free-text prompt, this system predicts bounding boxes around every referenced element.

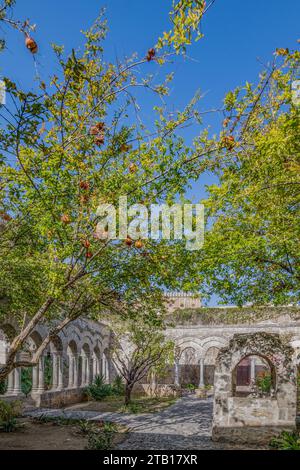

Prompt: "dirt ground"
[0,418,86,450]
[0,418,126,450]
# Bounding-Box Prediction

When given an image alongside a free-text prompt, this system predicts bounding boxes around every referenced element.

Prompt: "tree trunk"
[124,382,133,405]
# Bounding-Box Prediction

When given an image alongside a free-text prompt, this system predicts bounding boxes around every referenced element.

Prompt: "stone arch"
[204,347,220,365]
[50,335,63,354]
[67,339,78,355]
[0,323,17,342]
[67,332,81,351]
[201,336,228,356]
[78,335,94,354]
[232,353,275,396]
[212,332,297,444]
[178,346,199,386]
[29,330,43,350]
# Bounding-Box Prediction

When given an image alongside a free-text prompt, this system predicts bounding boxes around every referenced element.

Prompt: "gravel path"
[26,396,265,450]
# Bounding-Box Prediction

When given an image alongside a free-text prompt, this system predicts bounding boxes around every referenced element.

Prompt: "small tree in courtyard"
[111,318,174,406]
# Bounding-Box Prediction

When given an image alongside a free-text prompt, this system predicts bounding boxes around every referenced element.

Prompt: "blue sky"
[0,1,299,304]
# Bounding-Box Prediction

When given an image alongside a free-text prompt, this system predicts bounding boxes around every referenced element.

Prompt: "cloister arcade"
[173,336,228,388]
[1,303,300,414]
[0,319,112,406]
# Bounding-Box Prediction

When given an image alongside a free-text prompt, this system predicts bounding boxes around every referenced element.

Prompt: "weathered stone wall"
[212,332,297,444]
[39,388,87,408]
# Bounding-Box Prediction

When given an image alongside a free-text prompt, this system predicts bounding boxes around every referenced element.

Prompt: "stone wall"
[212,332,297,444]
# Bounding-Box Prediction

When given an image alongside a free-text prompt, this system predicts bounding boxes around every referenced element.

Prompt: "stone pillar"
[68,355,74,389]
[5,370,15,395]
[103,355,109,383]
[92,356,97,381]
[73,355,78,388]
[100,357,103,378]
[13,368,23,395]
[68,355,78,389]
[32,363,38,393]
[52,353,59,390]
[199,358,205,387]
[57,355,64,390]
[31,358,45,394]
[174,359,180,386]
[81,355,87,386]
[5,368,23,396]
[87,356,92,385]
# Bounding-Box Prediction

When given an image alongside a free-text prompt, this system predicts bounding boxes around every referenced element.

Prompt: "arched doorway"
[179,347,199,386]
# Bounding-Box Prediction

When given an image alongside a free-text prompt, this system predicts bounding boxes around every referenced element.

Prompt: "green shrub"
[0,380,7,395]
[84,375,113,401]
[270,431,300,450]
[86,422,117,450]
[112,375,124,396]
[85,375,125,401]
[256,371,272,394]
[77,420,96,434]
[0,400,22,433]
[185,383,196,391]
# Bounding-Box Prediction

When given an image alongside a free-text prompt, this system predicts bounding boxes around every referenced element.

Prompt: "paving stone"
[26,396,267,450]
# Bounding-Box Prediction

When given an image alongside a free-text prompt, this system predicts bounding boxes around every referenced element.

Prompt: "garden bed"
[71,394,177,414]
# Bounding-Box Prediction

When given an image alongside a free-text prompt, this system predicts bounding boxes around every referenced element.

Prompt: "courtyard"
[0,396,267,450]
[0,0,299,456]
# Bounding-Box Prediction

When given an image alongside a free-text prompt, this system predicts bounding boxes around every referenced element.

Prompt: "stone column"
[31,357,45,394]
[198,358,205,387]
[73,355,78,388]
[12,368,23,396]
[5,370,15,395]
[103,355,109,383]
[100,357,103,378]
[31,358,45,407]
[5,368,23,397]
[81,355,87,386]
[174,359,180,386]
[57,355,64,390]
[52,353,59,390]
[250,357,256,383]
[68,355,74,389]
[92,356,97,381]
[32,363,38,393]
[86,357,91,385]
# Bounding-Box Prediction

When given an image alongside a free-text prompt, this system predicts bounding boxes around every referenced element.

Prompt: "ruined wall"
[212,332,297,444]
